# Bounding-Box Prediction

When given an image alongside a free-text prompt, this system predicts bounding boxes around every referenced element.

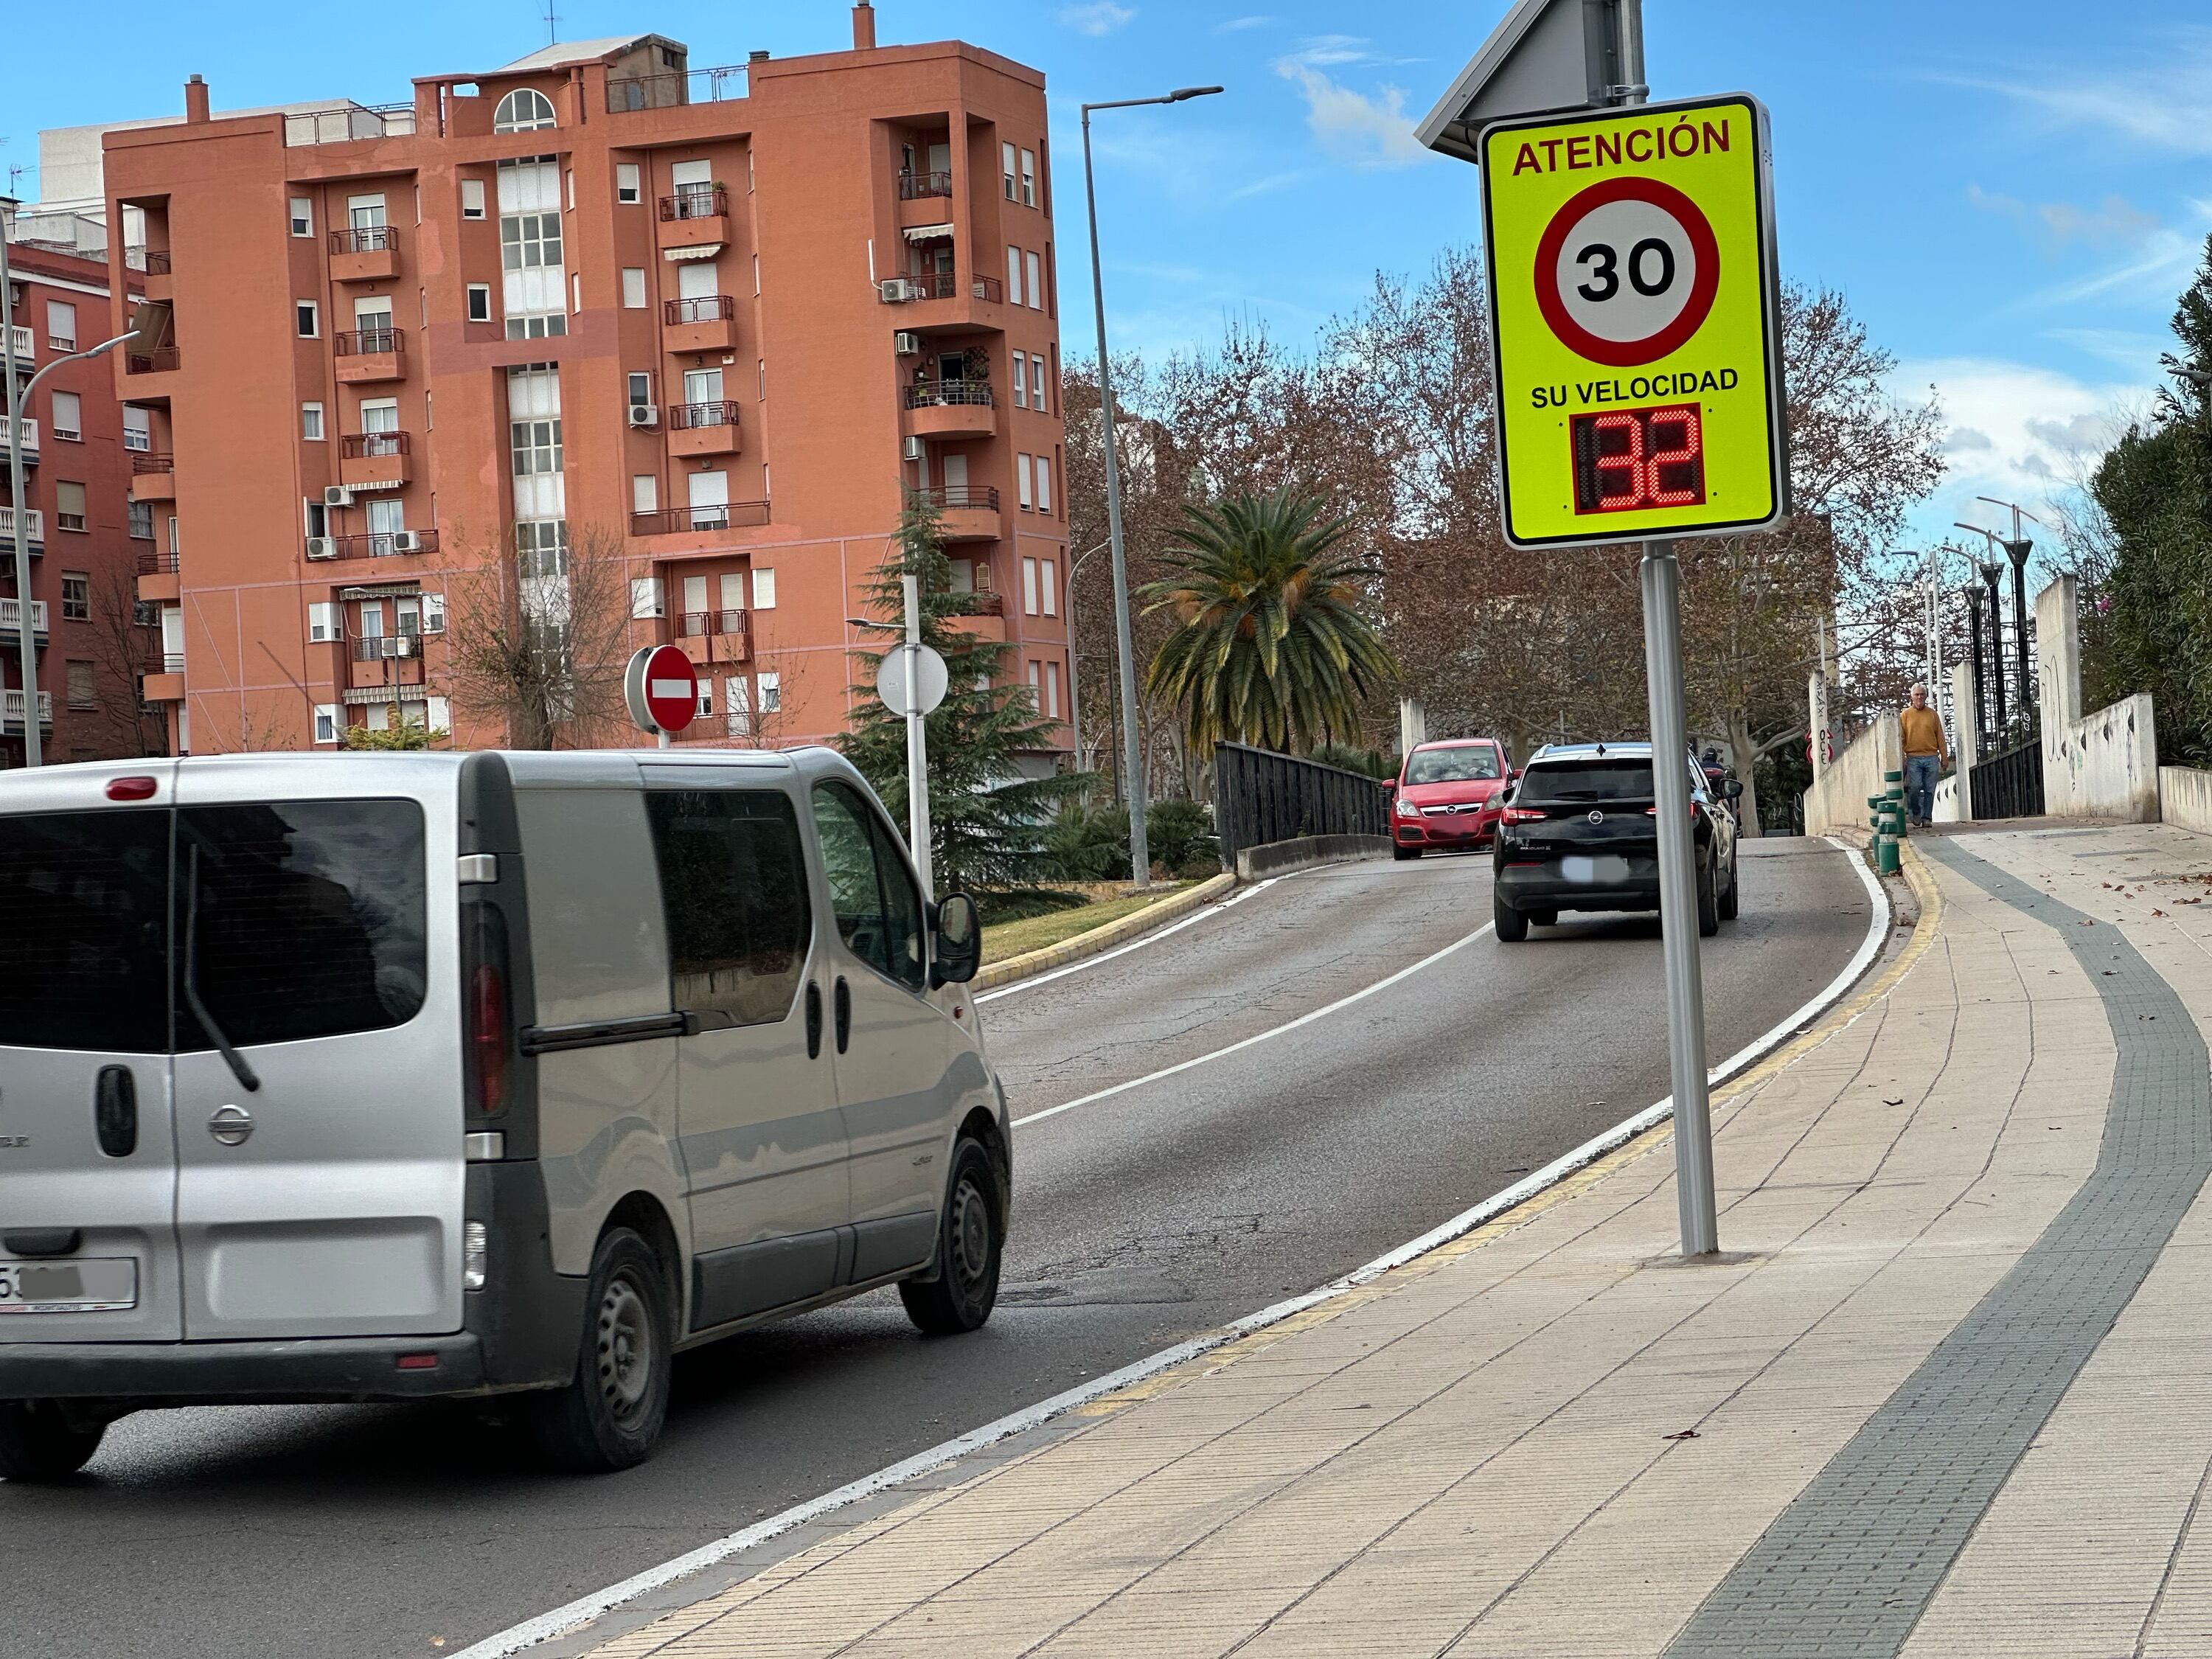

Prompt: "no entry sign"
[625,643,698,736]
[1479,94,1786,549]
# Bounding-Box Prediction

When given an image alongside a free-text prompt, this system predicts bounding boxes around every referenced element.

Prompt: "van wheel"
[0,1400,108,1482]
[529,1227,672,1472]
[1494,894,1528,942]
[900,1138,1003,1336]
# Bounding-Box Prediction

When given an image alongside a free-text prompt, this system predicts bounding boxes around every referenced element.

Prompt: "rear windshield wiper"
[184,844,260,1094]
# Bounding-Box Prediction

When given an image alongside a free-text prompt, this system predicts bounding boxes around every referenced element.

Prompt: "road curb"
[971,872,1236,990]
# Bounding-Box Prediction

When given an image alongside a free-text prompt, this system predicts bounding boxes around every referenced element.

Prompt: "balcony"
[347,631,428,692]
[330,225,400,282]
[5,324,29,366]
[334,529,438,560]
[140,249,174,301]
[135,548,180,602]
[902,379,996,439]
[1,417,36,468]
[129,451,176,502]
[125,347,181,377]
[880,271,1004,308]
[0,599,49,643]
[657,184,730,255]
[664,293,739,353]
[630,501,772,538]
[335,328,405,384]
[672,608,750,667]
[947,590,1006,644]
[0,507,42,556]
[1,689,54,732]
[605,63,748,113]
[667,400,741,459]
[283,103,415,147]
[339,430,411,489]
[897,170,954,201]
[919,483,1002,541]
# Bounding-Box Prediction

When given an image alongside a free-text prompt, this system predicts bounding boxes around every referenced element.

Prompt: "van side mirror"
[930,891,982,986]
[1722,778,1744,800]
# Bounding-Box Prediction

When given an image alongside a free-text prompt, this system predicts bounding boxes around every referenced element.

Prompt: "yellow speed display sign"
[1479,94,1787,549]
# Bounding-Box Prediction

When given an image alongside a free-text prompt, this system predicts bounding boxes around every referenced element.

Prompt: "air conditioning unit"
[901,435,925,462]
[388,531,424,554]
[627,403,659,429]
[894,331,919,356]
[305,536,338,560]
[322,485,354,509]
[878,278,916,303]
[380,635,416,659]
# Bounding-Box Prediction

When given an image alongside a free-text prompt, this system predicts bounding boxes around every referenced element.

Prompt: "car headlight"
[1395,799,1419,819]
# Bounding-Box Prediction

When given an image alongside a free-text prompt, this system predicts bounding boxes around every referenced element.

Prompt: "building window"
[757,671,781,714]
[128,500,153,540]
[290,197,313,237]
[1012,352,1027,408]
[366,495,405,538]
[55,482,87,532]
[616,163,641,204]
[506,313,567,341]
[1002,142,1018,200]
[460,178,486,220]
[308,602,341,643]
[49,391,82,442]
[621,267,646,309]
[1041,557,1058,616]
[60,572,91,620]
[296,300,319,338]
[302,401,324,440]
[1031,355,1048,412]
[509,417,563,477]
[66,660,97,710]
[1020,148,1036,207]
[499,161,566,337]
[696,679,715,718]
[305,500,327,540]
[1017,453,1034,511]
[753,568,776,610]
[121,406,151,453]
[1045,660,1061,720]
[1022,556,1038,614]
[632,473,658,514]
[1035,454,1053,515]
[571,272,582,313]
[515,519,569,577]
[1007,246,1023,306]
[466,285,492,323]
[631,574,664,618]
[566,167,576,212]
[493,87,558,133]
[313,704,340,745]
[46,301,76,351]
[1026,251,1043,311]
[753,253,761,294]
[423,592,446,633]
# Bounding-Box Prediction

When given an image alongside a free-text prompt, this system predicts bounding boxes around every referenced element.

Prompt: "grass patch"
[980,885,1191,964]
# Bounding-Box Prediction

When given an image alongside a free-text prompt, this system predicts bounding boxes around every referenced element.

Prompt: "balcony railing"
[0,599,49,635]
[3,689,55,727]
[606,63,748,113]
[631,501,772,535]
[2,418,38,454]
[678,609,749,641]
[136,549,181,574]
[339,431,411,459]
[664,294,736,325]
[897,170,954,200]
[161,653,184,673]
[283,103,416,147]
[667,400,740,431]
[0,507,44,544]
[126,348,181,374]
[903,380,994,410]
[965,591,1006,616]
[897,270,1004,304]
[329,529,437,558]
[335,328,404,357]
[130,451,175,476]
[331,226,398,254]
[5,324,29,363]
[142,249,173,275]
[659,184,729,221]
[918,484,1001,511]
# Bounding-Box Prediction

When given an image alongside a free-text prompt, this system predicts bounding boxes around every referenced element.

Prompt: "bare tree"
[79,586,170,757]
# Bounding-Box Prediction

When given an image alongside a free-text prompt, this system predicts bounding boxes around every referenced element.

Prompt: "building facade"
[1,222,164,767]
[94,4,1071,758]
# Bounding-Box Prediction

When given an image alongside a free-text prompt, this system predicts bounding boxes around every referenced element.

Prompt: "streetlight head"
[1169,86,1224,101]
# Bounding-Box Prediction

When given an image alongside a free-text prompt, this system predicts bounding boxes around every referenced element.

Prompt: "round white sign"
[876,642,949,717]
[1551,196,1699,346]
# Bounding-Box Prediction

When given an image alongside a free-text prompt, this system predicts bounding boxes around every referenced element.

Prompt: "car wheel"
[1392,844,1422,861]
[1528,910,1557,928]
[1697,862,1722,937]
[528,1226,673,1472]
[901,1137,1004,1336]
[1718,856,1740,922]
[0,1400,108,1483]
[1494,892,1528,942]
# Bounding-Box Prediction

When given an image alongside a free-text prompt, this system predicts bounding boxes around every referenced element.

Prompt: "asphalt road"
[0,838,1871,1659]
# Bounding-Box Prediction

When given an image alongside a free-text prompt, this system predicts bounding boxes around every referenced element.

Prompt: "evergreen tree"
[841,491,1086,891]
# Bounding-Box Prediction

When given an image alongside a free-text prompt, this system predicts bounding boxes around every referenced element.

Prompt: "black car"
[1491,742,1741,942]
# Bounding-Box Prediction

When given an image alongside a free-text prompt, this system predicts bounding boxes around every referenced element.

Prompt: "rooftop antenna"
[542,0,559,45]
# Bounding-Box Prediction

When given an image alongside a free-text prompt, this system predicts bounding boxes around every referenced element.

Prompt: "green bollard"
[1877,834,1901,875]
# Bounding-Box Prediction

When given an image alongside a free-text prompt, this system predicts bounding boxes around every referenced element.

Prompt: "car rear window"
[1519,760,1654,804]
[1405,746,1500,784]
[0,809,171,1053]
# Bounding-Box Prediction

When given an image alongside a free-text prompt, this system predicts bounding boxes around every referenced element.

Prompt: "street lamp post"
[1063,538,1110,785]
[1081,83,1222,888]
[1978,498,2041,735]
[1956,522,2008,742]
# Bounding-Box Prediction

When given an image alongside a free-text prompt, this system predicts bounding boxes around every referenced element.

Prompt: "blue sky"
[7,0,2206,549]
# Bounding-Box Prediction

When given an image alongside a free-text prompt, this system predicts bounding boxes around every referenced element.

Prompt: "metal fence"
[1211,742,1389,869]
[1969,737,2044,820]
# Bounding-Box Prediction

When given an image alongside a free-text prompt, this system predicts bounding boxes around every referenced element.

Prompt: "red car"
[1389,738,1514,858]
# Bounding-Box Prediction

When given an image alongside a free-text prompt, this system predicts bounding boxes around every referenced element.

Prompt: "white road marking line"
[1010,922,1495,1129]
[974,876,1285,1003]
[458,839,1888,1659]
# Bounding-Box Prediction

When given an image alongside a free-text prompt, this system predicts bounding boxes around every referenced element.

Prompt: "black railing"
[1969,737,2044,821]
[630,502,772,535]
[667,400,740,431]
[917,484,999,510]
[339,431,411,458]
[335,328,404,356]
[1211,742,1390,870]
[659,184,728,221]
[664,294,736,325]
[330,226,398,254]
[897,170,953,200]
[135,550,181,574]
[903,379,993,409]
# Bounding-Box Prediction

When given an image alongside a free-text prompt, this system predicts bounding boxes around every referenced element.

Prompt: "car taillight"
[1645,804,1697,820]
[1502,806,1548,824]
[463,902,512,1119]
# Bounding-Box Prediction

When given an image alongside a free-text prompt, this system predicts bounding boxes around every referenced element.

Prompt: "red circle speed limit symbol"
[1533,176,1722,367]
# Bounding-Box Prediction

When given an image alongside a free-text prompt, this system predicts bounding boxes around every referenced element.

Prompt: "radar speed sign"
[1479,94,1786,549]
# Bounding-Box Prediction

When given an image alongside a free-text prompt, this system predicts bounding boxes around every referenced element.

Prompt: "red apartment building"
[1,223,163,766]
[95,4,1072,759]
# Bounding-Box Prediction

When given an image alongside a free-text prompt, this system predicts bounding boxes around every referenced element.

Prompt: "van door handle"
[834,977,852,1054]
[805,983,824,1060]
[94,1066,137,1159]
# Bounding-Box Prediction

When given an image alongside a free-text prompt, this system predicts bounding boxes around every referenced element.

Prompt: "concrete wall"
[1933,773,1965,823]
[2036,576,2160,821]
[2161,767,2212,836]
[1804,713,1899,836]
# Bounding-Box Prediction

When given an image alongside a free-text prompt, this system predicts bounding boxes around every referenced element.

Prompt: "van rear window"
[0,810,171,1053]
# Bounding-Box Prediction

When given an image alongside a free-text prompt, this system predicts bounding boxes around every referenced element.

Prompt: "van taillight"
[463,904,511,1118]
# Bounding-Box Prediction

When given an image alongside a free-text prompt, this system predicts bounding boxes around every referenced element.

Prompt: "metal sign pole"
[903,572,935,899]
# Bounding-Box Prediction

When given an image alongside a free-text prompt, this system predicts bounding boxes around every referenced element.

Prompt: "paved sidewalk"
[577,824,2212,1659]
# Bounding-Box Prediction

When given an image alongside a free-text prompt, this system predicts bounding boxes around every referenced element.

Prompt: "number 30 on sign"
[1478,94,1787,550]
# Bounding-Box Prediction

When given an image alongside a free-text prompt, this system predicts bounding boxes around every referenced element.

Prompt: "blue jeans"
[1905,754,1940,824]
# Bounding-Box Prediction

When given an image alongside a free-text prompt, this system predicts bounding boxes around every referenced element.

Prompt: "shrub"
[1144,797,1218,873]
[1043,804,1133,882]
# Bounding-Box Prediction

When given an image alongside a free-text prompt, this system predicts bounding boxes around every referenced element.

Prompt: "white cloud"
[1942,35,2212,157]
[1281,33,1378,68]
[1214,14,1275,32]
[1276,63,1430,170]
[1966,184,2161,253]
[1060,1,1135,36]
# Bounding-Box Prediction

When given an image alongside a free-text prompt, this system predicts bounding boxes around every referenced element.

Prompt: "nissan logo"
[1588,810,1604,825]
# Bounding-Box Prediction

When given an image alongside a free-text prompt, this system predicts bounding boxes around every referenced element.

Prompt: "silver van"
[0,748,1003,1476]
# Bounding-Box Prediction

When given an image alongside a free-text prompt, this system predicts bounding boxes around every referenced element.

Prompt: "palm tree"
[1141,487,1397,757]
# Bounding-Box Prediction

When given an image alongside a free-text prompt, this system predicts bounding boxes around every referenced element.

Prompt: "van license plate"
[0,1258,137,1313]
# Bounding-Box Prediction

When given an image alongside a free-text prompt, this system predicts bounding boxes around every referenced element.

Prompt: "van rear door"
[0,792,183,1343]
[169,785,462,1340]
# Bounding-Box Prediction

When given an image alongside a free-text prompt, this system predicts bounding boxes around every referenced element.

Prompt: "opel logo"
[1588,810,1604,825]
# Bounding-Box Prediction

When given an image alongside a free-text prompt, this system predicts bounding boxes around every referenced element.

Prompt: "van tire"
[528,1228,672,1472]
[0,1400,108,1482]
[900,1138,1002,1336]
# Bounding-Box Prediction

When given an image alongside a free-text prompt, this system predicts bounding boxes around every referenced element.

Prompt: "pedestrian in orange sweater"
[1900,683,1950,827]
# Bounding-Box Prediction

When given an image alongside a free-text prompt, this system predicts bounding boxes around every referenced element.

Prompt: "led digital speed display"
[1570,404,1705,515]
